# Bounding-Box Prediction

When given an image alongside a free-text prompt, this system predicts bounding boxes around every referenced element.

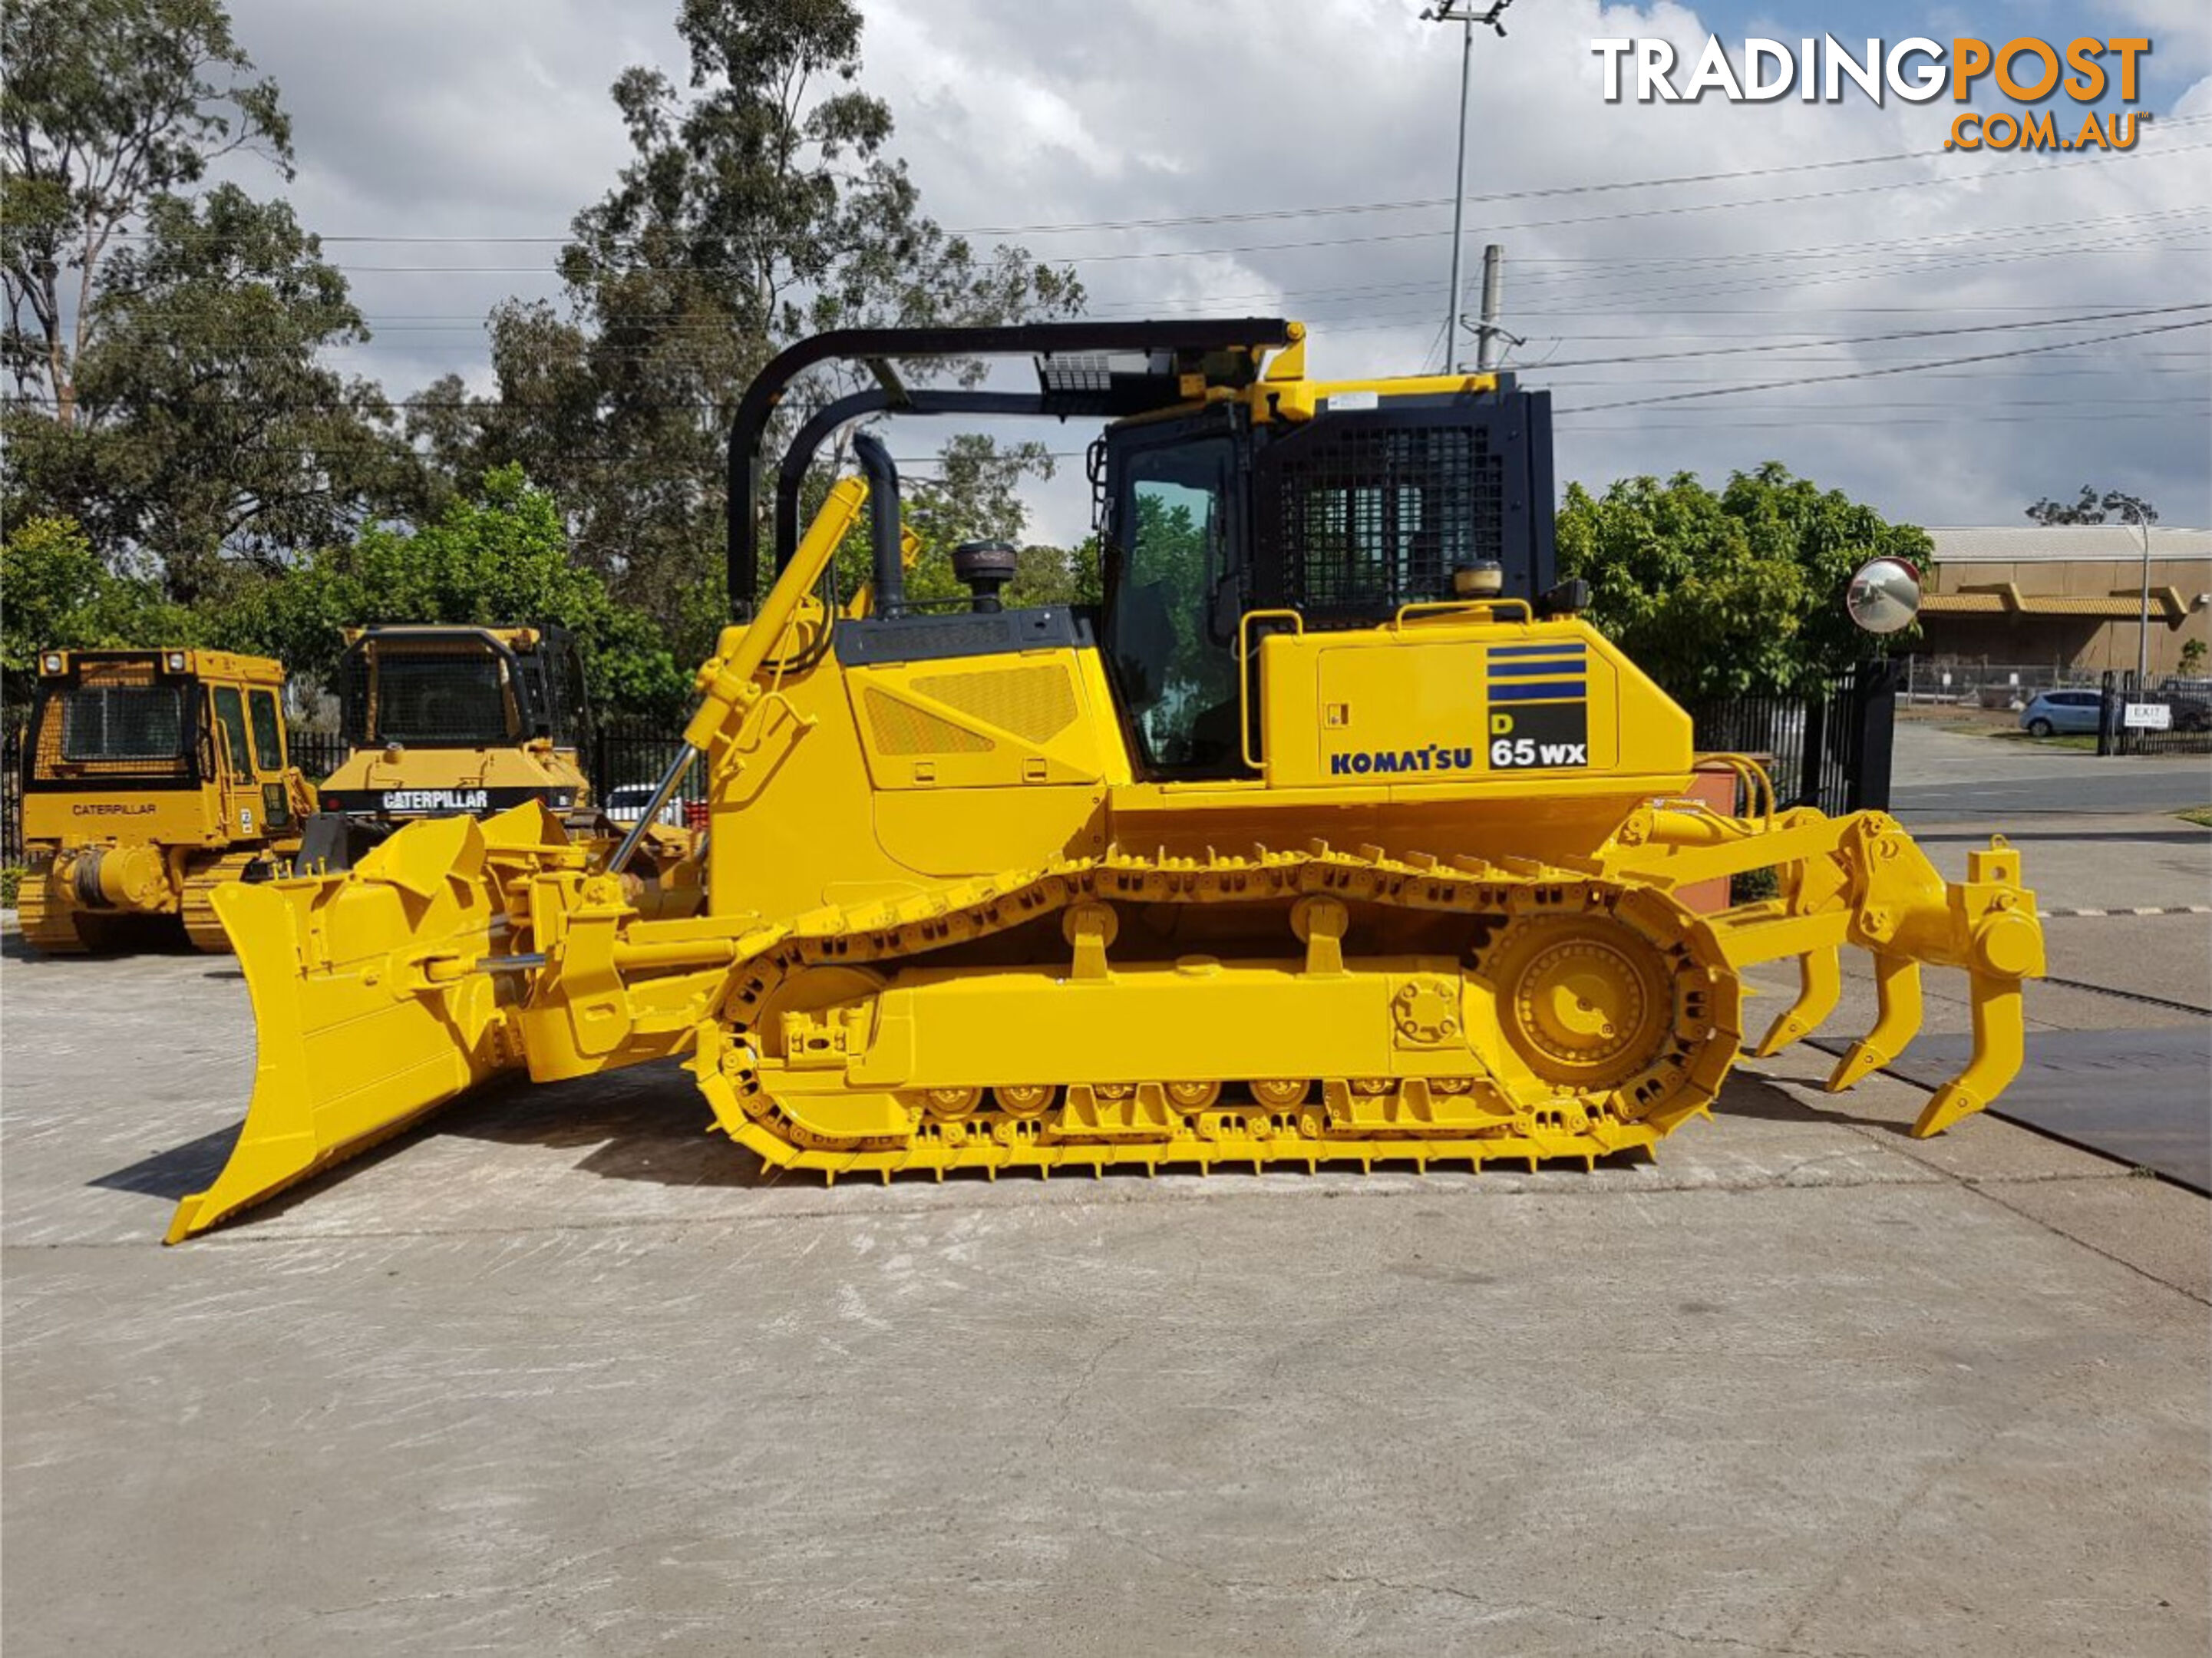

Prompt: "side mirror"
[1846,557,1921,636]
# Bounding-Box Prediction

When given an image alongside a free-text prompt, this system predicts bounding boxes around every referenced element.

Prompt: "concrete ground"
[4,785,2207,1654]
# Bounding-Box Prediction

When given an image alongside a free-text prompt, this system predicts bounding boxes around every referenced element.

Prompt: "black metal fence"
[2097,671,2212,757]
[1689,659,1900,817]
[287,728,349,782]
[590,722,691,801]
[2,723,21,867]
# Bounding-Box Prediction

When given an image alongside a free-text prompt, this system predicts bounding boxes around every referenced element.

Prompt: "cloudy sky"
[223,0,2210,542]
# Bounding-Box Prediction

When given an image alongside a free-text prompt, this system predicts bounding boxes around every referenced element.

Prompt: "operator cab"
[747,322,1559,781]
[1099,386,1557,776]
[23,649,297,834]
[338,625,587,756]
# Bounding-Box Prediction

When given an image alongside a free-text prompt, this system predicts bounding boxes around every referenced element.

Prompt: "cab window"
[372,653,512,747]
[59,685,184,762]
[248,689,286,771]
[210,686,253,779]
[1109,438,1240,774]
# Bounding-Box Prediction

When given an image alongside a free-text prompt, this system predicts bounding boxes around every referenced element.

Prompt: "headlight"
[41,653,62,674]
[166,651,187,671]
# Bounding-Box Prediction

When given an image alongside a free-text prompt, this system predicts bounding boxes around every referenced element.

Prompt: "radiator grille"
[345,642,512,748]
[34,662,192,781]
[910,666,1078,745]
[864,688,995,755]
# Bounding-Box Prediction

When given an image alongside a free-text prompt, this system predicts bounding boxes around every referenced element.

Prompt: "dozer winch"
[170,320,2045,1242]
[17,648,315,954]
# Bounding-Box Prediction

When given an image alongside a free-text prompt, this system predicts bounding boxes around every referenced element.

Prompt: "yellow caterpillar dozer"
[18,648,314,954]
[170,320,2045,1242]
[298,623,596,870]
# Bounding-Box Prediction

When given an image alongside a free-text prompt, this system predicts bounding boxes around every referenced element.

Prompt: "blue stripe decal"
[1488,660,1590,679]
[1490,682,1589,702]
[1489,643,1587,659]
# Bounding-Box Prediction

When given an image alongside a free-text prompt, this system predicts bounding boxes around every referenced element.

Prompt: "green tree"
[2,0,290,427]
[6,185,413,603]
[219,466,688,718]
[420,0,1081,662]
[1556,462,1932,701]
[2025,486,2158,526]
[0,514,192,706]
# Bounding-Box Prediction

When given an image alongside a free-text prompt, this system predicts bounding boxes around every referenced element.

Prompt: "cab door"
[205,682,266,841]
[244,684,296,836]
[1098,409,1249,778]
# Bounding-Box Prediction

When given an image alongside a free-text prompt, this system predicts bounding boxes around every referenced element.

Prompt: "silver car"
[602,783,691,826]
[2018,689,2102,737]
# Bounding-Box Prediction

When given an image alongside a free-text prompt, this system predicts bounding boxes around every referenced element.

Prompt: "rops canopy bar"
[725,319,1295,616]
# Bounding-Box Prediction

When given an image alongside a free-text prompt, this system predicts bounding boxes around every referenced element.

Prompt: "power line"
[99,114,2212,246]
[972,141,2212,268]
[1429,302,2212,372]
[1565,317,2212,414]
[190,140,2211,276]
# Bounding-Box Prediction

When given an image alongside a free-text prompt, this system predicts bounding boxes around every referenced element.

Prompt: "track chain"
[695,843,1743,1183]
[12,860,87,953]
[179,850,268,953]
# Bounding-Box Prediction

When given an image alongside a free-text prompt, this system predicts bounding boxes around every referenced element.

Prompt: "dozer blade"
[167,812,547,1243]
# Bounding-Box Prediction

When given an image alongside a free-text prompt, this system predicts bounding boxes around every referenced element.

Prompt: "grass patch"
[0,865,21,909]
[2177,807,2212,828]
[1972,726,2100,752]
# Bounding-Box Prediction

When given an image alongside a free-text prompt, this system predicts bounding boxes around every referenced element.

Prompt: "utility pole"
[1421,1,1513,372]
[2125,501,2154,689]
[1474,242,1505,371]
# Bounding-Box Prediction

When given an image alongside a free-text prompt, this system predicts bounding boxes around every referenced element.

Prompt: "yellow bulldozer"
[17,648,314,953]
[296,623,596,870]
[169,320,2045,1242]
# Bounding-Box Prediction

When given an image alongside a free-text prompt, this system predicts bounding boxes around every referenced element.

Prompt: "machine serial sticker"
[1485,643,1590,769]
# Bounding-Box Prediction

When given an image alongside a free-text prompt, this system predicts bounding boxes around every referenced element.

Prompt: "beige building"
[1913,524,2212,679]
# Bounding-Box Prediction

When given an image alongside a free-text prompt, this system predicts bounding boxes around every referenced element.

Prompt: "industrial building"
[1913,524,2212,679]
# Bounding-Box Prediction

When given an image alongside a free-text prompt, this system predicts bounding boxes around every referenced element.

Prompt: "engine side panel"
[1257,613,1692,801]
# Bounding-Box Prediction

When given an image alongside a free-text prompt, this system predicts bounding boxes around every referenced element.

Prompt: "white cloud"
[2095,0,2211,68]
[223,0,2212,539]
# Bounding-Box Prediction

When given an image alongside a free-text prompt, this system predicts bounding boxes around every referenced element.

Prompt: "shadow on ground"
[91,1125,247,1202]
[88,1059,781,1230]
[94,1062,1881,1230]
[1718,1071,1912,1138]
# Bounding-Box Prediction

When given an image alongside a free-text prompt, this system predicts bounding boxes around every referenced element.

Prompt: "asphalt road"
[1890,722,2212,817]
